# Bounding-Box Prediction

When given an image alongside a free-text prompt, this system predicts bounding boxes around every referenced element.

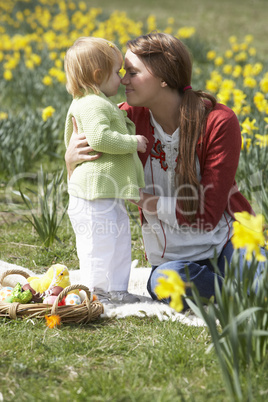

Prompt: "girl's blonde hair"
[64,37,122,97]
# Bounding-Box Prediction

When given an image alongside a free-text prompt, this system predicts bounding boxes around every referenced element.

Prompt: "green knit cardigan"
[64,92,145,200]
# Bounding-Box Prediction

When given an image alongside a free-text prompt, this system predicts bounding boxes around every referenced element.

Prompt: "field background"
[96,0,268,53]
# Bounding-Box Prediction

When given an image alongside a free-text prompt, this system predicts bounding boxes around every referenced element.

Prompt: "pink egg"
[43,295,66,306]
[43,295,58,305]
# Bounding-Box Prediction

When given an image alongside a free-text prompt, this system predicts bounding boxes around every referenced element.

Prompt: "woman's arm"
[65,117,102,178]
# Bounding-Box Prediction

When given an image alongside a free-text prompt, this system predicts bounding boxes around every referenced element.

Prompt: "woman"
[65,32,255,304]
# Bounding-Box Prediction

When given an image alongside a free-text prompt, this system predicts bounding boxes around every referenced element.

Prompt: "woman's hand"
[65,117,102,178]
[130,190,159,214]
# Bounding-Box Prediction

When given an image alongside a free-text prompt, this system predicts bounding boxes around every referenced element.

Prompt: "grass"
[1,317,268,401]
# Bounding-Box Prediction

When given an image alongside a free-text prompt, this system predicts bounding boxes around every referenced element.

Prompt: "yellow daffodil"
[167,17,174,25]
[221,79,235,90]
[241,136,252,151]
[243,76,257,88]
[255,134,268,148]
[25,59,34,69]
[235,51,248,62]
[49,51,58,60]
[42,106,55,122]
[240,42,248,51]
[207,50,216,60]
[232,43,240,53]
[3,70,13,80]
[211,70,223,83]
[206,80,218,93]
[232,65,242,78]
[147,15,156,32]
[260,75,268,93]
[155,269,186,312]
[79,1,87,11]
[252,63,263,76]
[0,112,8,120]
[254,92,268,113]
[42,75,53,86]
[224,50,233,59]
[241,105,251,115]
[233,89,247,104]
[177,27,196,38]
[244,34,254,43]
[232,105,242,116]
[232,212,266,261]
[243,64,253,77]
[248,47,256,56]
[241,117,258,135]
[223,64,232,75]
[214,56,224,66]
[229,35,237,44]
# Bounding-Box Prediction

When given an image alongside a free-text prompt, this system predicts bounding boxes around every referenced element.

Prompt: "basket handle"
[0,269,31,289]
[51,284,92,315]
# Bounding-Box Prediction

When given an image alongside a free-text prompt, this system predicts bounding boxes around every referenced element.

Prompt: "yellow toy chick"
[27,264,71,294]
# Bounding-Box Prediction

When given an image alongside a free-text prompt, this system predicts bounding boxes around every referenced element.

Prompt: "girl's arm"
[79,97,139,154]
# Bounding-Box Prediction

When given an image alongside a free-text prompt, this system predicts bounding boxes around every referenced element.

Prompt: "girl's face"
[99,57,122,97]
[121,50,163,108]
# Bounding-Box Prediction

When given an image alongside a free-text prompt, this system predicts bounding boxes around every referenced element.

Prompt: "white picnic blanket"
[0,259,205,326]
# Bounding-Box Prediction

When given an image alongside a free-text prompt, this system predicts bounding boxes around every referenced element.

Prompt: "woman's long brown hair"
[127,32,216,222]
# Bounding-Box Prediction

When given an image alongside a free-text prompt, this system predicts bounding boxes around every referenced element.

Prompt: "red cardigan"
[119,102,254,230]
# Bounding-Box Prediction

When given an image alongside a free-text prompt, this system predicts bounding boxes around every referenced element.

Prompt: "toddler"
[64,37,147,303]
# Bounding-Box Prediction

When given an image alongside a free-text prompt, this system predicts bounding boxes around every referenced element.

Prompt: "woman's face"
[121,50,163,108]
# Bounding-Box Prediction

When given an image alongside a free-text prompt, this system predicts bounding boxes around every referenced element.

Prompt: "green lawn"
[1,317,268,401]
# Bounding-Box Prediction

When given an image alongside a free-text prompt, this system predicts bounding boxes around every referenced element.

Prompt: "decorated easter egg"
[43,295,58,305]
[0,286,13,302]
[3,296,13,303]
[43,295,66,306]
[65,293,81,306]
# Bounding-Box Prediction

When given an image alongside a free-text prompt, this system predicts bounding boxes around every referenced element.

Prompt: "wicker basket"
[0,269,104,324]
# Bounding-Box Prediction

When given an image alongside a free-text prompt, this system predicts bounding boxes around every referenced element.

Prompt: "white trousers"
[68,196,132,292]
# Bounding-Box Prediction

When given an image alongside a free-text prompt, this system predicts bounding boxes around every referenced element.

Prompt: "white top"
[141,112,233,266]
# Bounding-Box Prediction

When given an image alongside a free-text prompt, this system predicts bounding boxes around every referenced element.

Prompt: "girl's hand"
[136,135,149,153]
[65,117,102,178]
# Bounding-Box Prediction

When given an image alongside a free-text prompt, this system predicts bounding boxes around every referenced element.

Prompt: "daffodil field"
[1,1,268,400]
[1,0,267,257]
[0,0,267,212]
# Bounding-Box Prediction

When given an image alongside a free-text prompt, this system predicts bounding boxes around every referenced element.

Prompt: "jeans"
[147,240,266,304]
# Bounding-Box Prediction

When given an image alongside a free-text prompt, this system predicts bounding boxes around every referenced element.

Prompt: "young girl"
[64,37,148,303]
